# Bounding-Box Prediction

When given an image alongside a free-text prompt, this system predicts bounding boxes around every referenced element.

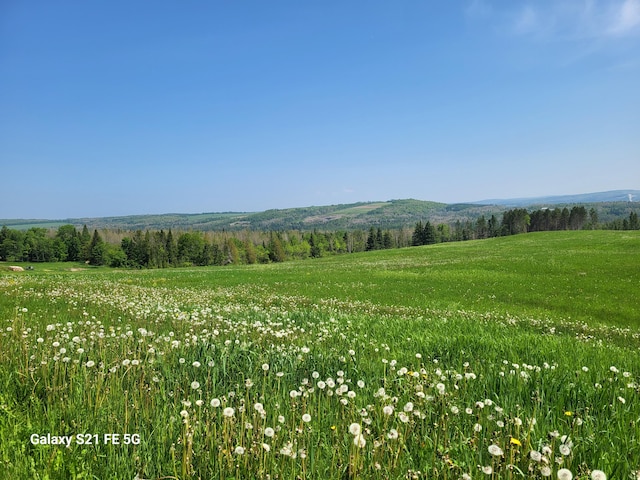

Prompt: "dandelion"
[264,427,275,438]
[530,450,542,462]
[559,444,571,456]
[618,396,626,404]
[482,466,493,475]
[436,383,445,394]
[353,433,366,448]
[302,413,311,423]
[190,381,200,390]
[180,410,189,419]
[262,443,270,452]
[557,469,573,480]
[474,423,482,433]
[349,423,361,436]
[192,361,201,367]
[261,363,269,371]
[234,446,245,455]
[85,360,95,368]
[541,466,552,477]
[223,407,235,418]
[404,402,414,412]
[210,398,220,408]
[387,429,399,440]
[383,405,394,416]
[510,437,521,446]
[488,444,503,456]
[591,471,607,480]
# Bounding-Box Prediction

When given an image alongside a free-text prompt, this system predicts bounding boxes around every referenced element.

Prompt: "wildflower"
[474,423,482,433]
[192,361,201,367]
[387,429,399,439]
[234,446,245,455]
[190,381,200,390]
[488,444,503,456]
[353,433,366,448]
[404,402,414,412]
[261,363,269,371]
[383,405,394,416]
[557,469,573,480]
[195,400,203,407]
[564,411,573,416]
[264,427,275,437]
[510,437,521,446]
[85,360,95,368]
[591,471,607,480]
[617,396,626,404]
[180,410,189,418]
[223,407,235,418]
[530,450,542,462]
[262,443,270,452]
[302,413,311,423]
[541,466,552,477]
[210,398,221,408]
[436,383,445,394]
[349,423,361,436]
[482,466,493,475]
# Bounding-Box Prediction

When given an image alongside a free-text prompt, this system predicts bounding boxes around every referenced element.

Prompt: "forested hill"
[2,191,639,232]
[2,200,500,231]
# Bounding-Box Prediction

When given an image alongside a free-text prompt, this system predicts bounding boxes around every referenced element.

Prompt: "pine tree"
[88,230,105,266]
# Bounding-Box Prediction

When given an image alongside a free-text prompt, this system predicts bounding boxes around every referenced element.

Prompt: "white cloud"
[608,0,640,35]
[468,0,640,39]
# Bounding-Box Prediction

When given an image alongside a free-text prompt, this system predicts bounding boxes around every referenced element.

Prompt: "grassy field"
[1,231,639,479]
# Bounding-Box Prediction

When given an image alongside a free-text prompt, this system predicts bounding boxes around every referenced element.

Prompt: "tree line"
[1,207,638,267]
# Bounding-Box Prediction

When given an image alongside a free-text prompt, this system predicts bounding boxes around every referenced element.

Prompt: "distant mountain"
[2,190,638,231]
[474,189,640,207]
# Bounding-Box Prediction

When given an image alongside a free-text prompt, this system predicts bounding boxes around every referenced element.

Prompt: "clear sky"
[1,1,639,218]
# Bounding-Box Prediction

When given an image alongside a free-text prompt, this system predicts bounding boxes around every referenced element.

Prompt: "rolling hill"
[2,190,638,231]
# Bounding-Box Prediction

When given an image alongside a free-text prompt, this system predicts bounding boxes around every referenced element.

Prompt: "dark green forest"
[1,206,638,268]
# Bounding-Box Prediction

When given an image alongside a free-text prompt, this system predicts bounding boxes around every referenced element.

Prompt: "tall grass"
[1,231,638,479]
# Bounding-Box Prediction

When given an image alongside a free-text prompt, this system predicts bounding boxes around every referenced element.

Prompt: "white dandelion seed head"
[488,444,503,456]
[302,413,311,423]
[349,423,361,436]
[591,470,607,480]
[190,381,200,390]
[530,450,542,462]
[264,427,275,438]
[210,398,221,408]
[482,466,493,475]
[223,407,235,418]
[353,433,366,448]
[557,469,573,480]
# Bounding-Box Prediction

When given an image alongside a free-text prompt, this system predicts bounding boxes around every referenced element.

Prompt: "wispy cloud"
[608,0,640,35]
[466,0,640,40]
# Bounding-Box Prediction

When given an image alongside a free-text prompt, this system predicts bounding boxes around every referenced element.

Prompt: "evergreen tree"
[88,230,105,266]
[412,221,424,246]
[79,225,91,261]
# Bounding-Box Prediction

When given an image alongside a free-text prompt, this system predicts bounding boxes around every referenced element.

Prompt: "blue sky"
[1,0,639,218]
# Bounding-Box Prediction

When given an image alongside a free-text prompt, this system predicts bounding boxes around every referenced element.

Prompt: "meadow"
[1,231,639,479]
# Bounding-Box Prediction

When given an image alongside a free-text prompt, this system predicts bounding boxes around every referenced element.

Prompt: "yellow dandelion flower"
[564,411,573,416]
[510,437,521,446]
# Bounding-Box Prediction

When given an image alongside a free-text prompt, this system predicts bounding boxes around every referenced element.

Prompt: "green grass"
[1,231,639,479]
